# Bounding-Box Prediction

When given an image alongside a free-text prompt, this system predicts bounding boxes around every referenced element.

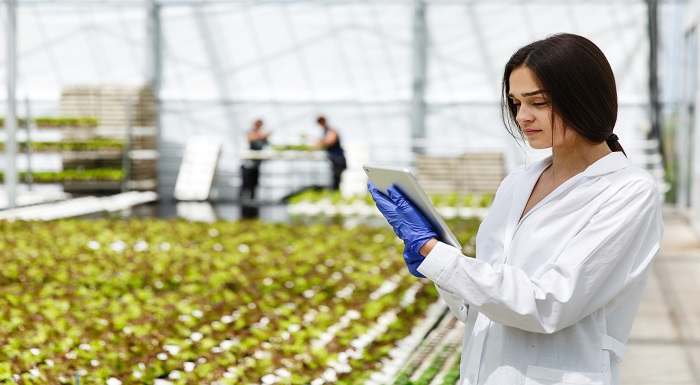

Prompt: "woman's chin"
[526,140,550,150]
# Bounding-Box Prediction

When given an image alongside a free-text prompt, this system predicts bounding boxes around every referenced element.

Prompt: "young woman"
[369,33,663,385]
[240,119,270,202]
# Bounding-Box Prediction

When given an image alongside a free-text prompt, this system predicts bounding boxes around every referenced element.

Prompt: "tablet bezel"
[363,164,461,249]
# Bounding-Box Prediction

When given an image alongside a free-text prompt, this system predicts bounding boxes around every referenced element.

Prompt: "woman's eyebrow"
[508,90,546,98]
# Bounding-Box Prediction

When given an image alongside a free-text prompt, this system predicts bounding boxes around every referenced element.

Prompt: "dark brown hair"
[501,33,625,155]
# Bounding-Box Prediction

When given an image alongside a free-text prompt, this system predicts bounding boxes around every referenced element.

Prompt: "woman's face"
[508,66,569,149]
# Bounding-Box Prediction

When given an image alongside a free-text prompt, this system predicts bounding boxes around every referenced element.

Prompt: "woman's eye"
[533,102,549,107]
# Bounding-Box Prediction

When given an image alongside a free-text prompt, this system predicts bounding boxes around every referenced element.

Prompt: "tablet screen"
[363,164,461,249]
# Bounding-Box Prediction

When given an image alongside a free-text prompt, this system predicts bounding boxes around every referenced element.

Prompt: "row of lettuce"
[0,169,123,183]
[0,218,480,384]
[0,140,124,152]
[1,139,125,183]
[0,117,99,128]
[287,189,495,209]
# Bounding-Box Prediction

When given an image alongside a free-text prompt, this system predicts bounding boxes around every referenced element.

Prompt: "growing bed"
[0,218,479,385]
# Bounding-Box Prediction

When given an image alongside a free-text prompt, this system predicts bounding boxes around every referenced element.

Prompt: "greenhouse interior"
[2,0,700,384]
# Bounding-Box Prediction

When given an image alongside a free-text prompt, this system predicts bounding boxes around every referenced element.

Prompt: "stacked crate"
[416,152,505,195]
[60,85,158,193]
[61,85,157,129]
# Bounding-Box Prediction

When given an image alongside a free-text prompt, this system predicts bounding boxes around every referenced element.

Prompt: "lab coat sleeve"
[434,284,469,323]
[428,171,522,324]
[417,179,663,334]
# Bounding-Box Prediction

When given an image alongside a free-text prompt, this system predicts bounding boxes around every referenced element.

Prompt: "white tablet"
[363,164,461,249]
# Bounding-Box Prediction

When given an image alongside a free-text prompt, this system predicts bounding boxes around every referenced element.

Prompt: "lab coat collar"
[503,151,630,252]
[523,151,630,178]
[581,152,631,177]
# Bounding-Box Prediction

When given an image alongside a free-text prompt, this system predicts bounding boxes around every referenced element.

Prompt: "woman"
[368,33,663,385]
[240,119,270,202]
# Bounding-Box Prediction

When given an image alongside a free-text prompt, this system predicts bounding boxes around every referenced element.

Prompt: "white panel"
[173,136,222,201]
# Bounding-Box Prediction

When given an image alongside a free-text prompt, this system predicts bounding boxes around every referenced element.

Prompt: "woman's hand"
[368,182,437,276]
[402,249,427,278]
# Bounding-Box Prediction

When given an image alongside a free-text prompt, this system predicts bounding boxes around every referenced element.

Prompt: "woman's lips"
[523,129,541,137]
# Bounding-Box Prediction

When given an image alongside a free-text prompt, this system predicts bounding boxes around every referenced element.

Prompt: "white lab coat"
[417,152,664,385]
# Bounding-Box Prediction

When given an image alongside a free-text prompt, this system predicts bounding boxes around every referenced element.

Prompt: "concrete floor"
[621,208,700,385]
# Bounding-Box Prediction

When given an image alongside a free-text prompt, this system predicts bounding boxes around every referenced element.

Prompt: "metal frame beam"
[648,0,664,162]
[411,0,426,155]
[147,0,161,96]
[5,0,18,209]
[163,0,662,4]
[675,28,695,209]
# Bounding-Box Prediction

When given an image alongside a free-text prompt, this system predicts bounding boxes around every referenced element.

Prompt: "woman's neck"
[550,141,612,181]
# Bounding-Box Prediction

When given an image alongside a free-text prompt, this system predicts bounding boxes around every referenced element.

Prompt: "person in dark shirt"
[313,116,346,190]
[240,119,270,202]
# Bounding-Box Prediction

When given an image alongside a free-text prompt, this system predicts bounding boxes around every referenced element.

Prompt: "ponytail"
[606,134,626,157]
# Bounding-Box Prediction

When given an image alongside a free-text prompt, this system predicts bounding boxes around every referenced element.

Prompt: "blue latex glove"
[403,249,427,278]
[368,181,437,277]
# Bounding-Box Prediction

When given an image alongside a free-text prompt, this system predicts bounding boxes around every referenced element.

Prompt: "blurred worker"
[368,33,663,385]
[313,116,346,190]
[240,119,269,202]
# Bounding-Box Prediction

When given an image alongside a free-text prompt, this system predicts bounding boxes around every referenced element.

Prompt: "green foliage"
[390,345,461,385]
[0,362,13,381]
[478,193,495,208]
[0,116,99,128]
[413,350,449,385]
[286,189,495,209]
[271,144,314,151]
[0,139,124,152]
[0,140,125,152]
[287,189,347,204]
[392,370,411,385]
[440,357,461,385]
[36,117,100,128]
[431,193,495,208]
[0,169,123,183]
[0,219,480,384]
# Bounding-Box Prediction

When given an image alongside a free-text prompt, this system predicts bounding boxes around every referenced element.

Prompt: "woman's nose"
[516,105,534,123]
